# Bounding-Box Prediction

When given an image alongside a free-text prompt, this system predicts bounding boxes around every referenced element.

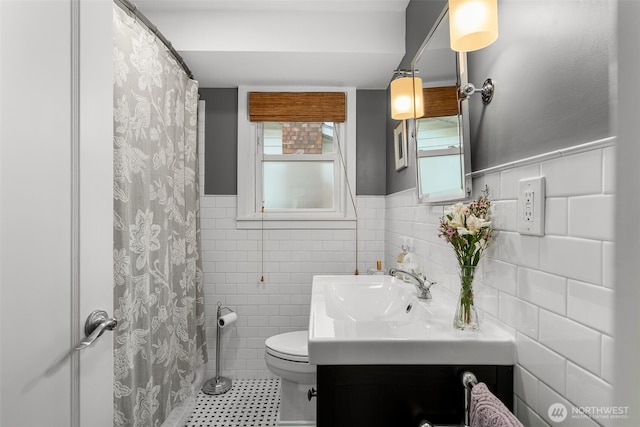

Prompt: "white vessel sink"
[308,275,515,365]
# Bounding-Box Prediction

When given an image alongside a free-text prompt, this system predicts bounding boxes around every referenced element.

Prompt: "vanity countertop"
[308,274,515,366]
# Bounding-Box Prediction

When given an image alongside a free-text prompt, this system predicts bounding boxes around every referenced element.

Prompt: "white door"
[1,1,113,426]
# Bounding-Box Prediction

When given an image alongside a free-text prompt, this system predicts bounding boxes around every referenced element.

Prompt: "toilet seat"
[265,330,309,363]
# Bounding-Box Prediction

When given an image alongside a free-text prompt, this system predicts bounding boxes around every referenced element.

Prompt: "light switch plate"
[517,177,545,236]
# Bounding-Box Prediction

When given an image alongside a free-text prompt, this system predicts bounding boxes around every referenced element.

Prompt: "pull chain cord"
[260,204,265,282]
[334,124,358,275]
[257,126,266,284]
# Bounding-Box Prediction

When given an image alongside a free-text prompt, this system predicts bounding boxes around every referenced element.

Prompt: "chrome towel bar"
[462,371,478,427]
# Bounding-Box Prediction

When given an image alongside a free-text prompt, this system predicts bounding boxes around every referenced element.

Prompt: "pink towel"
[470,382,523,427]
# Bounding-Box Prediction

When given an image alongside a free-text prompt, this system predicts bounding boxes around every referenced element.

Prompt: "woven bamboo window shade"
[421,86,458,119]
[248,92,346,122]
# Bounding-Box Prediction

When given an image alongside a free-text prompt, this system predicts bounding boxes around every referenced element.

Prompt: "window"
[237,87,356,228]
[259,122,338,210]
[416,115,466,201]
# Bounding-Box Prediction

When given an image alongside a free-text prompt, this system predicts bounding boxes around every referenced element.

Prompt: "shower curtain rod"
[113,0,194,80]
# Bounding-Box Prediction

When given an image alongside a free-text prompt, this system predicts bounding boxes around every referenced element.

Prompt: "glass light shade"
[449,0,499,52]
[390,76,424,120]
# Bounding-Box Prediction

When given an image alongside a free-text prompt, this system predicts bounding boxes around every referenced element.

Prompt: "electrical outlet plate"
[517,177,545,236]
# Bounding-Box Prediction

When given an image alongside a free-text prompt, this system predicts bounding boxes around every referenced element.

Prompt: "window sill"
[236,215,356,230]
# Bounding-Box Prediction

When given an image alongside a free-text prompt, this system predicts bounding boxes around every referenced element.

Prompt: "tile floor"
[186,378,281,427]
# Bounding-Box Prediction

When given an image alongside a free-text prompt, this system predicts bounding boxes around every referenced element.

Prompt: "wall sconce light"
[449,0,499,52]
[460,78,494,103]
[390,70,424,120]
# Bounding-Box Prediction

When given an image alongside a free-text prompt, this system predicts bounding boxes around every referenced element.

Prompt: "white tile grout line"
[186,378,281,427]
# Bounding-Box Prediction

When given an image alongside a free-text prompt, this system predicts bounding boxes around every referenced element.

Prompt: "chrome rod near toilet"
[202,302,235,395]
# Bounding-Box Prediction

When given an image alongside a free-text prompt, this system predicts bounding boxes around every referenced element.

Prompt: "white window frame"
[256,122,341,212]
[237,86,357,229]
[415,113,471,203]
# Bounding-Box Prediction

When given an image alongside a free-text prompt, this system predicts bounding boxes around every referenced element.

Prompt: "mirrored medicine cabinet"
[410,6,472,203]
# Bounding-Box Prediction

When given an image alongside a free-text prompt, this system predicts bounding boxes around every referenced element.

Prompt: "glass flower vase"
[453,265,479,331]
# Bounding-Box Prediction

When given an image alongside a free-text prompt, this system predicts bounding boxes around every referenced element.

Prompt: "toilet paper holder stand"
[202,302,235,395]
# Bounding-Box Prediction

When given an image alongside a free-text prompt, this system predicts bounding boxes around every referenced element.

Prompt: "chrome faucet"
[388,268,436,300]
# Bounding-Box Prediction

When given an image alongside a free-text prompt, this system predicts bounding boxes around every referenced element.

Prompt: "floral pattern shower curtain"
[112,5,207,426]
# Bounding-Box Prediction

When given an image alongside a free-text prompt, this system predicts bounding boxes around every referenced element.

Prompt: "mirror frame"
[410,5,472,204]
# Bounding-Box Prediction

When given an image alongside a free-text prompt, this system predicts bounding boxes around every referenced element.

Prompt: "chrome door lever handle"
[40,309,117,379]
[74,309,117,350]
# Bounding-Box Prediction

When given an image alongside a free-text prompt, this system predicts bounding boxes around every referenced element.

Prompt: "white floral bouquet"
[438,187,495,268]
[438,187,495,329]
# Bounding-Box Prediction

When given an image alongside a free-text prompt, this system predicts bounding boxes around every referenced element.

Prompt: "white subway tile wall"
[198,125,385,378]
[198,110,385,379]
[199,110,614,424]
[199,195,385,379]
[537,381,601,427]
[384,145,615,427]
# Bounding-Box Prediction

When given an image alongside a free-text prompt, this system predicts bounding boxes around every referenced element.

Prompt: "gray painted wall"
[200,88,238,195]
[356,90,387,195]
[396,0,447,72]
[201,88,388,196]
[386,0,615,193]
[468,0,614,171]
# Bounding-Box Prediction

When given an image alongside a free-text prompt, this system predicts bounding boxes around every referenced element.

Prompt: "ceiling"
[135,0,410,89]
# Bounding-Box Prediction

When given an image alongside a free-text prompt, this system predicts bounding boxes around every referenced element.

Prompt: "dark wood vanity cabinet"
[316,364,513,427]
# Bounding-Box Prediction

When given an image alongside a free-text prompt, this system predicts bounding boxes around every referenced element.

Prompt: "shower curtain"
[112,5,207,426]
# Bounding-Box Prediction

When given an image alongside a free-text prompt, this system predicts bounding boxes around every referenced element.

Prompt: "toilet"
[265,330,317,423]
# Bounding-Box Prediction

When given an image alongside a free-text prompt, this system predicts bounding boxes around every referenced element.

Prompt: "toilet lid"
[265,331,309,362]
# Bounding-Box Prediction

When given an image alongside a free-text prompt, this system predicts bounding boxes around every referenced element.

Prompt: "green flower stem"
[457,265,476,325]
